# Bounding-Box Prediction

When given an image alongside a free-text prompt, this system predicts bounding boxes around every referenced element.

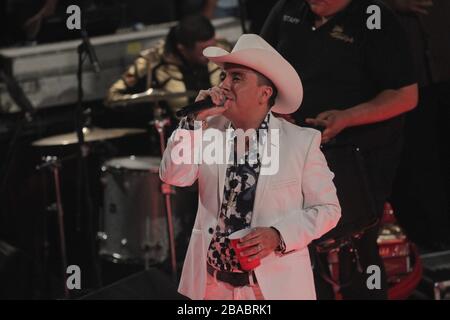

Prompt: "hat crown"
[231,34,278,55]
[202,33,303,114]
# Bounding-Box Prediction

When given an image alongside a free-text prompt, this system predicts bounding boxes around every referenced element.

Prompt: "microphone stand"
[0,71,64,296]
[0,70,36,203]
[238,0,248,34]
[75,27,101,289]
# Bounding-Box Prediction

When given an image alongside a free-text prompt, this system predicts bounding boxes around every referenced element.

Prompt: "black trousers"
[312,136,402,300]
[312,224,388,300]
[390,84,450,248]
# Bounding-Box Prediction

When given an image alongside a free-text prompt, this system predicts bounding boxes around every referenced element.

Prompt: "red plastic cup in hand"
[229,229,261,271]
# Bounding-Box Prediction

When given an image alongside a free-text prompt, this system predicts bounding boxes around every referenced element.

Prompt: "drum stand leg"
[161,183,177,278]
[152,114,178,280]
[143,218,151,271]
[37,156,69,298]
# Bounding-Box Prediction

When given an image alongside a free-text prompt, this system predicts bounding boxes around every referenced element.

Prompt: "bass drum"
[98,156,183,265]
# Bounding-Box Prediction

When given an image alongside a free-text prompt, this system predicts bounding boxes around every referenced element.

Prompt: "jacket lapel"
[217,120,232,209]
[252,113,282,226]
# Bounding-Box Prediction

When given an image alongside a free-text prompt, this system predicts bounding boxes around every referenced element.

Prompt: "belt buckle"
[208,264,256,287]
[229,272,246,287]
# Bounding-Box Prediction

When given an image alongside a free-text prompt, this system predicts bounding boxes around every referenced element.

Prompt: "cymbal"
[108,88,197,107]
[32,127,146,147]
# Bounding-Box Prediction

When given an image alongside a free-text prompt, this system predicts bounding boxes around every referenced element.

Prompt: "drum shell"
[99,157,179,264]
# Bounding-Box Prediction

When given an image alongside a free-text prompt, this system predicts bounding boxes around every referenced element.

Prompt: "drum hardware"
[97,231,108,241]
[31,127,146,147]
[97,83,196,278]
[160,180,177,279]
[143,216,155,271]
[96,103,181,280]
[106,88,197,108]
[142,240,164,271]
[36,155,71,298]
[76,27,103,289]
[98,156,181,273]
[152,104,178,280]
[30,129,146,293]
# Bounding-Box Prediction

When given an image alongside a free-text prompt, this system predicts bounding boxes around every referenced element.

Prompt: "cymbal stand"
[75,34,102,288]
[150,105,177,280]
[36,155,69,298]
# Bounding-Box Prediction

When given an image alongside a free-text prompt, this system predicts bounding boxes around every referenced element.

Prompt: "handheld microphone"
[176,96,225,117]
[80,29,101,73]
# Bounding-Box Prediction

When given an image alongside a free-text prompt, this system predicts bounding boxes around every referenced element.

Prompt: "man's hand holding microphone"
[176,87,229,120]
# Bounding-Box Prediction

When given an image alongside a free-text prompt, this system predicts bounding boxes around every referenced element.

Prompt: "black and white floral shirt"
[206,113,270,272]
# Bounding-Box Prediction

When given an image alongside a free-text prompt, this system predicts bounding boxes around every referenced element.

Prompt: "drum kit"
[31,89,194,289]
[106,88,197,108]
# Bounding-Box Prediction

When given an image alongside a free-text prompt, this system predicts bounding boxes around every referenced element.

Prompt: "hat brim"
[203,46,303,114]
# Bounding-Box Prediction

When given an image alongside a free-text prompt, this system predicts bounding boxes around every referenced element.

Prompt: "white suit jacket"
[159,112,341,300]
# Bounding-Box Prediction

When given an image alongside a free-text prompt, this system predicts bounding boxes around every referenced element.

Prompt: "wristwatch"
[270,227,286,254]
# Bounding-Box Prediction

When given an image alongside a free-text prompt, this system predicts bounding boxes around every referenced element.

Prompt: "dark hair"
[165,15,215,53]
[256,73,278,108]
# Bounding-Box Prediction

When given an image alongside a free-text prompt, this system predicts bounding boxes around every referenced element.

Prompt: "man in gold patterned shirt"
[106,14,229,116]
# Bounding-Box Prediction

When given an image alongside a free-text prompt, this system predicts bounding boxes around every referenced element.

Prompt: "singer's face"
[219,64,273,122]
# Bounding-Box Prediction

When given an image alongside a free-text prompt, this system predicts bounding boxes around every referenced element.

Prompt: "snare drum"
[98,156,181,264]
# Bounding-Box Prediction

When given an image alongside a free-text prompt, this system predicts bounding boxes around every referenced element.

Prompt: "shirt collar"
[227,112,271,141]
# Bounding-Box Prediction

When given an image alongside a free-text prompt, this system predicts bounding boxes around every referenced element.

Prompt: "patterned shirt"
[206,113,270,272]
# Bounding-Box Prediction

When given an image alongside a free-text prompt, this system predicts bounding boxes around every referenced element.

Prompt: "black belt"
[207,264,257,287]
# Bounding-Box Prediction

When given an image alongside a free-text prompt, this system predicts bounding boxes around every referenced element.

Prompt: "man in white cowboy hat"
[159,34,341,300]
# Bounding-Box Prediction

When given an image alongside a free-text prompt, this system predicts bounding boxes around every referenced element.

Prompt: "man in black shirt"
[261,0,418,299]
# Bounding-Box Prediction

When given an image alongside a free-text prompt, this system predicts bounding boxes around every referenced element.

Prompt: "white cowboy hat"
[203,34,303,114]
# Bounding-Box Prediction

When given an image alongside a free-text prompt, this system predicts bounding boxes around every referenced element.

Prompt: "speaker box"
[81,268,187,300]
[416,250,450,300]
